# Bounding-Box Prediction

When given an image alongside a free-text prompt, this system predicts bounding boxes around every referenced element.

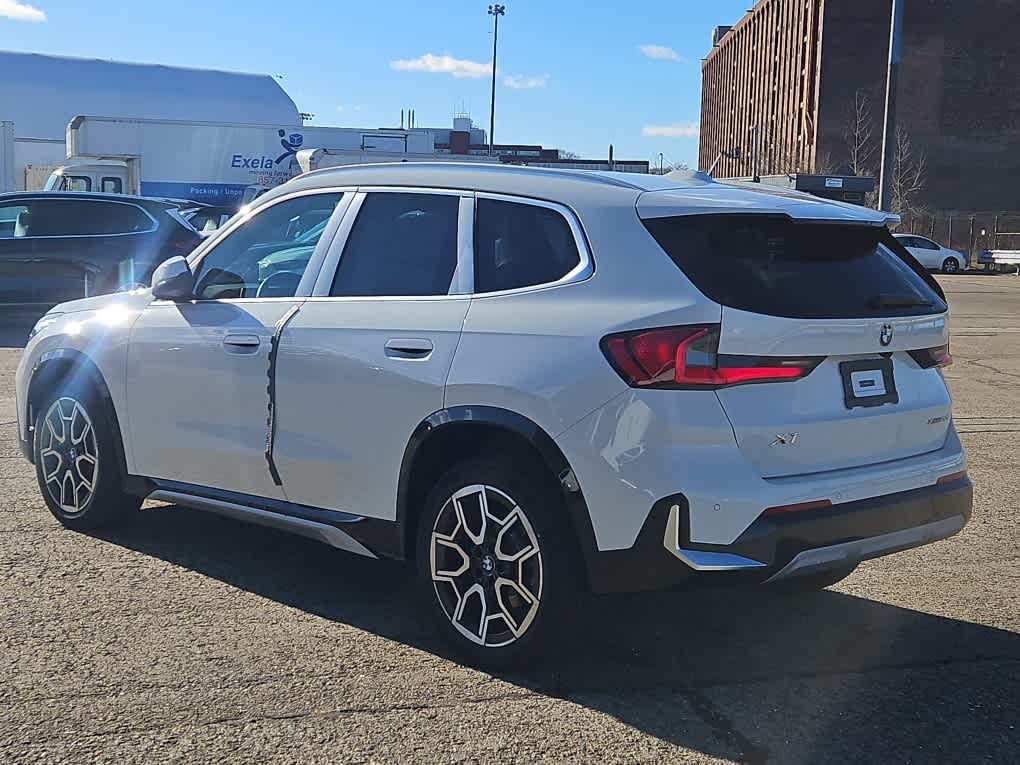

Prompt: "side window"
[918,238,939,250]
[13,200,152,236]
[191,192,343,300]
[101,177,123,194]
[63,176,91,192]
[0,204,29,239]
[474,198,582,293]
[90,202,153,234]
[330,192,459,297]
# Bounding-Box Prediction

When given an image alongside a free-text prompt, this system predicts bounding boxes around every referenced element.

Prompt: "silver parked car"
[16,164,971,665]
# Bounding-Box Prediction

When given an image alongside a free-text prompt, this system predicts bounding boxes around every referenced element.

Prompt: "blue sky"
[0,0,751,166]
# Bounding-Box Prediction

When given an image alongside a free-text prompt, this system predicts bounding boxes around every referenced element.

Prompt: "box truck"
[43,116,438,206]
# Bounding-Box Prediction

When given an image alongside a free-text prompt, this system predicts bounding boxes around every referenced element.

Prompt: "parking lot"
[0,274,1017,764]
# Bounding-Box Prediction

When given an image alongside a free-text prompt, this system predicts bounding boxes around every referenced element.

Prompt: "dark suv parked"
[0,192,202,315]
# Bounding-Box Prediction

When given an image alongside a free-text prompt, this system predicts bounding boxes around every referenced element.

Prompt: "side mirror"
[151,256,195,301]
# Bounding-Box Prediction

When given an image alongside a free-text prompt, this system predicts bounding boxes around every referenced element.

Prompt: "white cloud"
[642,122,700,138]
[390,53,491,79]
[0,0,46,21]
[639,44,682,62]
[503,73,548,90]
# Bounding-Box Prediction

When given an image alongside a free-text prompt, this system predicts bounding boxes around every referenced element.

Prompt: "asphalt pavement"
[1,274,1018,764]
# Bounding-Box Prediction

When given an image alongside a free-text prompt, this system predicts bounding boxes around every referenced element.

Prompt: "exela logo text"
[231,130,305,169]
[231,155,277,169]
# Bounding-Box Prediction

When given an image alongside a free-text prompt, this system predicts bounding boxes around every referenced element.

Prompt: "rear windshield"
[643,214,946,319]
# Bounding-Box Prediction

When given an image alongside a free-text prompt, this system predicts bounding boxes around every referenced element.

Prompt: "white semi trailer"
[0,120,66,193]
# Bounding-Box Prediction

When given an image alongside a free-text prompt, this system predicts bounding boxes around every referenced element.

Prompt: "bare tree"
[890,127,927,217]
[844,90,878,177]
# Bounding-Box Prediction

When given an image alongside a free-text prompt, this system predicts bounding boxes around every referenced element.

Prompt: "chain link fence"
[896,212,1020,265]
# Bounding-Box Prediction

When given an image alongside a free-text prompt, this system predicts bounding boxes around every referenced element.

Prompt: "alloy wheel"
[429,484,543,648]
[39,397,99,517]
[943,258,960,273]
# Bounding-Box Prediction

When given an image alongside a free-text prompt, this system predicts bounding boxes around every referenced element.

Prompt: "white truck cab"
[44,158,138,195]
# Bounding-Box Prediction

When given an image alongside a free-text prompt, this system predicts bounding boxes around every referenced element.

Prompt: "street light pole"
[658,152,664,175]
[878,0,904,212]
[487,4,506,157]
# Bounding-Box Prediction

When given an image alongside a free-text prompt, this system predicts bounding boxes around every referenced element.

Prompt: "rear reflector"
[601,324,822,389]
[909,344,952,369]
[937,470,968,485]
[762,499,833,518]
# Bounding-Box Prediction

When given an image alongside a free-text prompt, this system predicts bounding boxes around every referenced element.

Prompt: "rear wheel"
[33,383,140,530]
[941,257,961,274]
[415,456,579,668]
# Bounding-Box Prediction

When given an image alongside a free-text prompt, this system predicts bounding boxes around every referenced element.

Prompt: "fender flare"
[393,406,599,579]
[25,349,129,478]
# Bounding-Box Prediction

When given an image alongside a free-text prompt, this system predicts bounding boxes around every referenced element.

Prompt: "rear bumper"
[585,477,972,593]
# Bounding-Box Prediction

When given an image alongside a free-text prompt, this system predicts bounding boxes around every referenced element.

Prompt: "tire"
[33,381,141,531]
[941,257,961,274]
[415,455,580,668]
[771,563,858,592]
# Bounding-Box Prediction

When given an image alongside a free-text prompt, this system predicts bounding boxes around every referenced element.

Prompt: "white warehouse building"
[0,50,301,191]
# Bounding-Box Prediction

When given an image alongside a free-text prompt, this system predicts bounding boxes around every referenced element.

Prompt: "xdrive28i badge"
[880,323,894,346]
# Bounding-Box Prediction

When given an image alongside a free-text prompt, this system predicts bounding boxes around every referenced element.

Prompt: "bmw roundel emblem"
[880,323,894,346]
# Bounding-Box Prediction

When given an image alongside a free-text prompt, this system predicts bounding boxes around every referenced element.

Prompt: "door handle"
[384,338,434,359]
[223,334,261,353]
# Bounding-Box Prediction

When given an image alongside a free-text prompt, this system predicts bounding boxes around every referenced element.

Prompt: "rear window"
[474,198,581,293]
[642,214,946,319]
[7,199,154,237]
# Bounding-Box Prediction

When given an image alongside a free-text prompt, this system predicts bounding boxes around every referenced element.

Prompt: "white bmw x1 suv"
[16,164,971,665]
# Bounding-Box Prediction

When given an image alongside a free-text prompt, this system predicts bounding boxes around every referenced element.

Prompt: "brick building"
[699,0,1020,219]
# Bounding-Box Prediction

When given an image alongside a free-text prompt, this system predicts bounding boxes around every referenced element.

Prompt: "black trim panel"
[18,430,33,461]
[584,495,706,593]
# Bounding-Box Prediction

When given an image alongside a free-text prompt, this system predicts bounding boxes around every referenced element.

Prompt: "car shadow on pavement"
[94,504,1020,764]
[0,321,31,349]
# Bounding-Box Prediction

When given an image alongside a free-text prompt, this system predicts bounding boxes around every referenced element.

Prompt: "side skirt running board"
[147,489,377,559]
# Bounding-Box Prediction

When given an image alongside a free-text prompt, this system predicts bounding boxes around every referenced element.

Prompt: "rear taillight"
[600,325,822,389]
[908,344,952,369]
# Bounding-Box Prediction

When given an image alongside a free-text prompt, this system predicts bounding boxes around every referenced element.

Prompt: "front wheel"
[415,457,579,668]
[34,384,140,530]
[941,257,961,274]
